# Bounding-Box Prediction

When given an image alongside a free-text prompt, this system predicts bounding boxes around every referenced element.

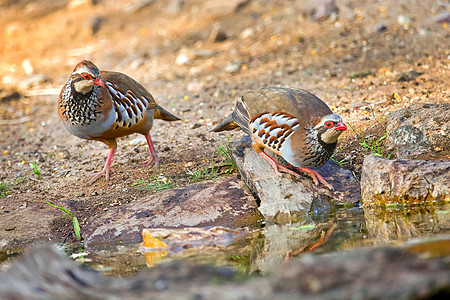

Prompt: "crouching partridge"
[213,87,347,189]
[58,60,180,185]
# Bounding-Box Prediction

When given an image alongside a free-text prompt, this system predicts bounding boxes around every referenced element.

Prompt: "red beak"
[335,122,347,131]
[93,78,106,88]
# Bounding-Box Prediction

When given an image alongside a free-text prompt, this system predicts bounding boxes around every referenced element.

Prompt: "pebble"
[240,27,254,39]
[432,11,450,24]
[176,53,190,65]
[374,23,387,33]
[351,101,370,109]
[210,29,228,43]
[225,60,243,73]
[193,49,215,58]
[128,137,146,146]
[397,15,411,29]
[187,81,205,92]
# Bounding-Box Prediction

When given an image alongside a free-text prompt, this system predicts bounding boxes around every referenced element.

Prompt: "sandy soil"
[0,0,449,245]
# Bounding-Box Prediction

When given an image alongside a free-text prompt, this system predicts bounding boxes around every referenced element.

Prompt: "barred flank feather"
[232,98,251,134]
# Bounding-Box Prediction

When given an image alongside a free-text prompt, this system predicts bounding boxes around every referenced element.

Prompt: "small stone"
[351,101,370,109]
[91,16,103,35]
[128,137,146,146]
[374,23,387,33]
[240,27,254,39]
[187,81,204,92]
[210,29,228,43]
[125,0,156,13]
[397,15,412,29]
[165,0,184,14]
[176,53,190,65]
[312,0,339,21]
[225,60,243,73]
[192,49,215,58]
[68,0,92,10]
[397,70,422,82]
[432,11,450,24]
[22,59,33,75]
[0,88,21,102]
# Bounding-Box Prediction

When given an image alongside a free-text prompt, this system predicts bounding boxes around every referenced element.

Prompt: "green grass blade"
[72,217,81,241]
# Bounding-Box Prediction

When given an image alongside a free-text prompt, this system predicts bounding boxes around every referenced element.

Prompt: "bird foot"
[142,155,159,168]
[290,166,334,190]
[87,168,114,186]
[258,150,333,190]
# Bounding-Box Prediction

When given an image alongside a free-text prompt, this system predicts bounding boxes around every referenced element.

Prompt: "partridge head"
[213,87,347,189]
[58,60,181,185]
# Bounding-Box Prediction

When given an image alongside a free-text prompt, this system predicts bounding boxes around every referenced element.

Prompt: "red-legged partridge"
[58,60,180,185]
[213,87,347,189]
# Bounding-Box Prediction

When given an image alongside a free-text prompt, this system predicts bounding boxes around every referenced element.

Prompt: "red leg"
[87,145,116,186]
[258,151,304,178]
[256,148,333,190]
[142,133,159,167]
[291,166,333,190]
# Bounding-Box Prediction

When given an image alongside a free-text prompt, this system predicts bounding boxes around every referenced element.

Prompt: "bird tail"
[231,97,251,134]
[154,104,181,121]
[211,114,239,132]
[212,97,251,134]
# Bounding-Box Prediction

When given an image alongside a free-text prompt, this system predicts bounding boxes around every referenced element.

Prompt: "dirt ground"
[0,0,449,246]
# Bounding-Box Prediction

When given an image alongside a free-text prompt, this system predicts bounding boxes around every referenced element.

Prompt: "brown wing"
[243,87,333,127]
[101,71,156,109]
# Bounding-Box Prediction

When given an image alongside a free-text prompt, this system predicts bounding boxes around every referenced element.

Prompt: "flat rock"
[361,155,450,205]
[1,244,448,299]
[386,103,450,160]
[84,176,261,245]
[0,204,59,252]
[231,136,360,219]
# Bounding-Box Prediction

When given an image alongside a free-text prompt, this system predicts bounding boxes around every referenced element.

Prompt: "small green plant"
[359,132,396,159]
[348,122,396,160]
[0,182,10,198]
[214,136,237,173]
[331,148,350,166]
[186,167,219,182]
[45,201,81,241]
[30,161,41,180]
[290,224,315,231]
[133,175,177,192]
[348,71,371,79]
[15,177,25,184]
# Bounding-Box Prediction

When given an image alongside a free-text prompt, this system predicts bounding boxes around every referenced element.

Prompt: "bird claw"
[282,165,334,190]
[142,155,159,168]
[87,168,114,186]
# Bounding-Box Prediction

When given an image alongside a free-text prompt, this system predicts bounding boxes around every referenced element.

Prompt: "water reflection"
[363,204,450,244]
[82,203,449,276]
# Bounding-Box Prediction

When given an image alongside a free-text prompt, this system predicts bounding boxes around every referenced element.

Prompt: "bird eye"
[324,121,334,128]
[81,73,93,80]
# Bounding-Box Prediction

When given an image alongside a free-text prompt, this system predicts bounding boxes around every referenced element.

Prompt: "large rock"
[386,103,450,160]
[1,244,449,299]
[0,204,60,252]
[361,155,450,205]
[231,137,360,219]
[84,176,261,245]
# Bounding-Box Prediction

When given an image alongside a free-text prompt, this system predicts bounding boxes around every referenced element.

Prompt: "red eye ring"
[324,121,334,128]
[81,73,93,80]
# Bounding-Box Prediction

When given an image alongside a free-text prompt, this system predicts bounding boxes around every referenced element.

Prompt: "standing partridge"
[213,87,347,189]
[58,60,180,185]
